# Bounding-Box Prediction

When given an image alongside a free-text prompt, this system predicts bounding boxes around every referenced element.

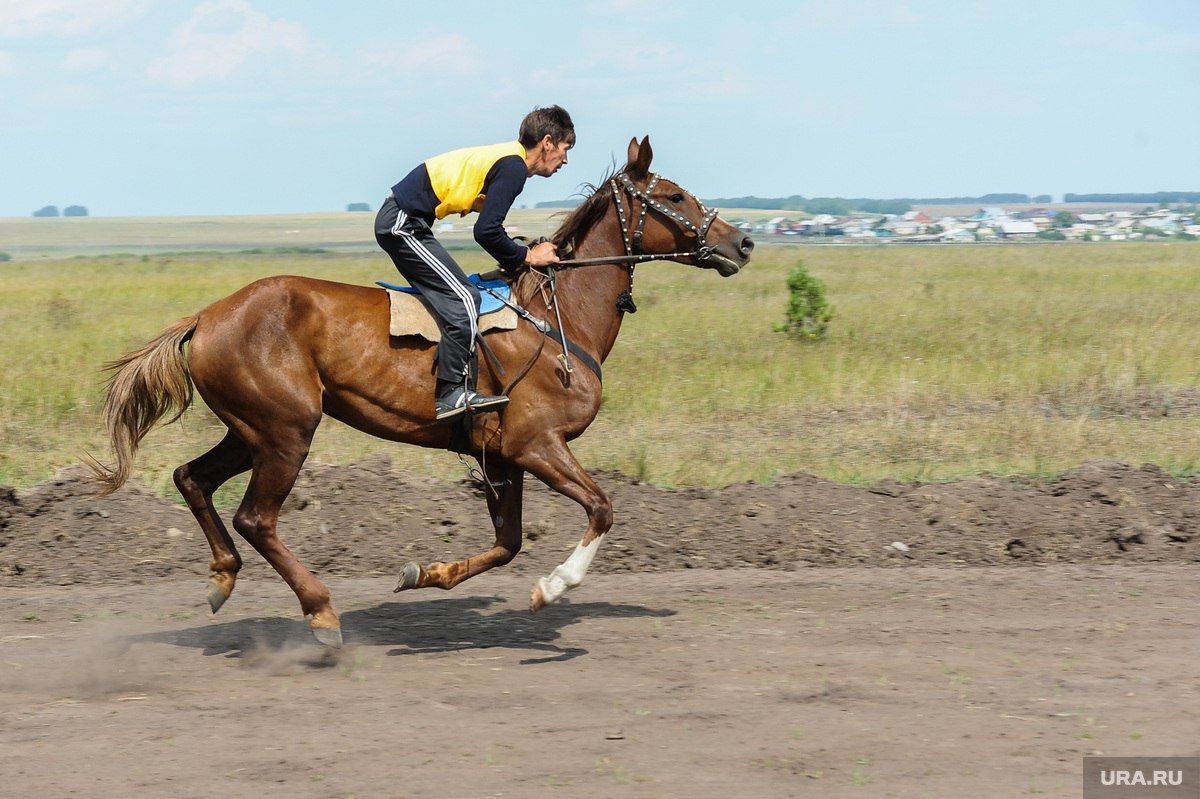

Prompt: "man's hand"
[524,240,559,267]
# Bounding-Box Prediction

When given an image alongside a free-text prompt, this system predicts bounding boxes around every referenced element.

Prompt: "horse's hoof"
[393,562,422,593]
[207,581,230,614]
[530,583,548,614]
[311,625,343,649]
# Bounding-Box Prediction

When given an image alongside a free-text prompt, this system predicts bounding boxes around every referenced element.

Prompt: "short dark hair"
[519,105,575,149]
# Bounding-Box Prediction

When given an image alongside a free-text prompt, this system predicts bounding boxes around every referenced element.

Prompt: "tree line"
[32,205,88,217]
[1064,192,1200,204]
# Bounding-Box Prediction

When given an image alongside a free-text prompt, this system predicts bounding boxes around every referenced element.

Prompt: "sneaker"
[435,386,509,422]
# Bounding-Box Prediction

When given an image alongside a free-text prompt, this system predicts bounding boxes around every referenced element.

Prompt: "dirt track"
[2,458,1198,797]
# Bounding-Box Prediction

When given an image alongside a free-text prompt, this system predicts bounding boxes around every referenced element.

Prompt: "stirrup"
[435,387,508,422]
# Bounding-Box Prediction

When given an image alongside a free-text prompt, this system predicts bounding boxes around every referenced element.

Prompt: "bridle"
[509,170,725,379]
[609,171,721,263]
[553,171,722,268]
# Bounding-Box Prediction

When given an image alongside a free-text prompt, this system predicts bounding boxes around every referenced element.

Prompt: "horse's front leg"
[395,461,525,592]
[518,438,613,613]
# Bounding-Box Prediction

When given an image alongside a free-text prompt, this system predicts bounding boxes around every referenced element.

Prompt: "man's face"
[535,136,572,177]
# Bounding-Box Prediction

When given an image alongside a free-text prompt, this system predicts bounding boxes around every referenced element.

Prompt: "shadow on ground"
[133,595,676,666]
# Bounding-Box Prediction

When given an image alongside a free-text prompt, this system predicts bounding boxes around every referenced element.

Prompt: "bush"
[775,260,833,341]
[346,202,372,212]
[63,205,88,217]
[1037,229,1066,241]
[0,252,11,262]
[32,205,59,218]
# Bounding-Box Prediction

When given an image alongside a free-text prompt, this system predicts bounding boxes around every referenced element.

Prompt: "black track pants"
[375,197,481,385]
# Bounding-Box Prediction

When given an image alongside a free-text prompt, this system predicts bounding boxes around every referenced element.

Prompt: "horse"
[90,136,754,647]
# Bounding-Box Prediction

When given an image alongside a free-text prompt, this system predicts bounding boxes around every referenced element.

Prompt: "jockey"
[375,105,574,422]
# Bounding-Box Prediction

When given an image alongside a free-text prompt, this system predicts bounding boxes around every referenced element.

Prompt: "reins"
[552,248,714,268]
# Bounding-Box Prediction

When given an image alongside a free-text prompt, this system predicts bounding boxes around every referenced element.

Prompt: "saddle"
[377,273,518,341]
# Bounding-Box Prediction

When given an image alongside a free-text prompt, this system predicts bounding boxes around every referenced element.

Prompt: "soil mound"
[2,456,1196,587]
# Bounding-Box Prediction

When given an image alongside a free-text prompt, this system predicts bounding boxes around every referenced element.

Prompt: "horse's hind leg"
[173,432,252,613]
[395,461,525,592]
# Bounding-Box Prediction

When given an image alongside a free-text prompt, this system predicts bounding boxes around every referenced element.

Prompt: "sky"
[1,0,1198,218]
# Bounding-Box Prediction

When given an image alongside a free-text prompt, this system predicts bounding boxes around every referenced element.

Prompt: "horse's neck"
[554,212,632,363]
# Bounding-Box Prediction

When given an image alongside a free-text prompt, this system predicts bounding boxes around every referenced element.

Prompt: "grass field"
[3,211,1200,497]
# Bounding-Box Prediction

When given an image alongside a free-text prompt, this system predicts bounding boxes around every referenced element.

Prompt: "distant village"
[740,206,1200,243]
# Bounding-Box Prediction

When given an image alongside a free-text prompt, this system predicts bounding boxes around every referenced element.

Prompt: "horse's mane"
[513,171,620,306]
[550,175,616,253]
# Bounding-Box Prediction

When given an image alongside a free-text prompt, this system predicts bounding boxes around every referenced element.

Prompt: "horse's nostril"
[740,237,755,256]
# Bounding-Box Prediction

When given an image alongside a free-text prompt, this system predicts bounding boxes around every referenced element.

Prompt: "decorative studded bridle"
[608,171,722,263]
[515,170,726,375]
[553,171,723,270]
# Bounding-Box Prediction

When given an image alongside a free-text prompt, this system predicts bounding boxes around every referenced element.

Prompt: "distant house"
[999,221,1038,239]
[902,210,934,225]
[880,212,933,236]
[939,228,975,243]
[759,216,788,235]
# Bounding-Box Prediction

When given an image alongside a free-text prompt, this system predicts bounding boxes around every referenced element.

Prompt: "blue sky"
[2,0,1198,218]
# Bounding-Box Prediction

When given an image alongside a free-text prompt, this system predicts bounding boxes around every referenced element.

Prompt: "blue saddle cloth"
[376,273,511,316]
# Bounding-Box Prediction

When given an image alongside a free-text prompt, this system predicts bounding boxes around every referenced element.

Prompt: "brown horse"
[91,137,753,647]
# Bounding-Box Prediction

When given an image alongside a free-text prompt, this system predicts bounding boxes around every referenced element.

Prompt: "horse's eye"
[668,193,684,203]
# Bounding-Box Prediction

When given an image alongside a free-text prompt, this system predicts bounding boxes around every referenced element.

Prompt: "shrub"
[775,260,833,341]
[0,252,11,262]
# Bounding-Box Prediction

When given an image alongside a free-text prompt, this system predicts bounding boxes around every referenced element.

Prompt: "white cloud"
[146,0,313,86]
[63,47,110,72]
[0,0,149,37]
[357,33,481,76]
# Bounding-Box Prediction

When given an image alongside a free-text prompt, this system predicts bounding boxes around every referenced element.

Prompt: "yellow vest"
[424,140,528,219]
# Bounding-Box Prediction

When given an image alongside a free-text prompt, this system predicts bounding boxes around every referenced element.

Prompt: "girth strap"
[543,321,602,383]
[478,285,603,383]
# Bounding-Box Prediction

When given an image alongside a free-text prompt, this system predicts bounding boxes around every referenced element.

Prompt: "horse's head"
[615,136,753,276]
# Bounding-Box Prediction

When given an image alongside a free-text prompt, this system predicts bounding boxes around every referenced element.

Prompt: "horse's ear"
[625,135,654,179]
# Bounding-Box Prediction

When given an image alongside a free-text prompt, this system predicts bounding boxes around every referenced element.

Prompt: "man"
[375,105,574,422]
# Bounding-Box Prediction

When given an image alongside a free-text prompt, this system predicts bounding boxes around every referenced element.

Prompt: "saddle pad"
[375,273,511,315]
[379,279,518,341]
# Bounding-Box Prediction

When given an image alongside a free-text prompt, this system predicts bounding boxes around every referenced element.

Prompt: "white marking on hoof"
[537,574,568,606]
[531,537,602,611]
[530,582,548,614]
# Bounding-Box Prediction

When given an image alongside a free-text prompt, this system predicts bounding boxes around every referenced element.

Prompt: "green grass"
[585,240,1200,485]
[3,227,1200,493]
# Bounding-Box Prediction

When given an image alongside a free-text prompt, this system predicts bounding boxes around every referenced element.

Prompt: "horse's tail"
[87,315,199,495]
